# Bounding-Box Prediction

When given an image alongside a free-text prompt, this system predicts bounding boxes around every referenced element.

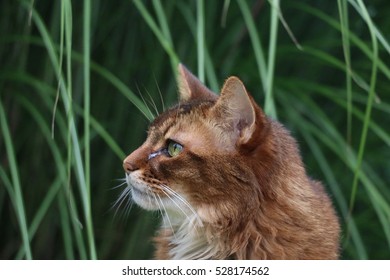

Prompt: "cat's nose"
[123,144,150,173]
[123,159,138,173]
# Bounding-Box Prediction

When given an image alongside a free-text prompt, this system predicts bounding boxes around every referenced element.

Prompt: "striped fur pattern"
[122,64,340,259]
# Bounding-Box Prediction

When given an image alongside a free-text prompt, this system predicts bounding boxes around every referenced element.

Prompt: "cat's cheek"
[197,205,219,224]
[150,158,184,182]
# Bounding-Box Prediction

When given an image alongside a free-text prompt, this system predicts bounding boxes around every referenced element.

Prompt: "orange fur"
[122,64,340,259]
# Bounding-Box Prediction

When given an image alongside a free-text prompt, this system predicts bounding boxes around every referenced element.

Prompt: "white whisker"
[136,83,155,120]
[161,184,203,227]
[123,192,134,217]
[153,192,176,240]
[112,185,132,217]
[151,192,164,219]
[152,192,165,218]
[110,180,128,190]
[144,87,160,117]
[160,188,191,220]
[160,188,201,237]
[154,75,165,112]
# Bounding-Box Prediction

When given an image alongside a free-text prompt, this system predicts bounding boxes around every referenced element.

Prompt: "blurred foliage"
[0,0,389,259]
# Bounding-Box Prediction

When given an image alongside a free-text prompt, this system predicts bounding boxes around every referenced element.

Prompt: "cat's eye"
[167,140,183,157]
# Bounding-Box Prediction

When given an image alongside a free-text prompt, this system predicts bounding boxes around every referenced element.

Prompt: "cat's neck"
[161,212,212,259]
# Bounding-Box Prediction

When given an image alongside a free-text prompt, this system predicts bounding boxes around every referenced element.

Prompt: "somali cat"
[122,64,340,259]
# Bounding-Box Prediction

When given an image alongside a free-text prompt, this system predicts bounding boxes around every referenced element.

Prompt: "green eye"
[167,141,183,157]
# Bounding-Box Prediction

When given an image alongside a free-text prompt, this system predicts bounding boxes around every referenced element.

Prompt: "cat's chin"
[131,187,160,210]
[127,174,179,212]
[125,173,159,210]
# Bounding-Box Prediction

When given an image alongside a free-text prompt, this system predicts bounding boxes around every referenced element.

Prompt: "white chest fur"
[162,212,220,260]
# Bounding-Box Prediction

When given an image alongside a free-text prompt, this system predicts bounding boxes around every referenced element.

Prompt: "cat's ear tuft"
[177,63,218,102]
[215,77,263,146]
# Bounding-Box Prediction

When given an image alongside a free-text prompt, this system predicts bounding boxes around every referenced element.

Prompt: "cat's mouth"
[132,185,161,210]
[124,172,204,228]
[131,185,148,199]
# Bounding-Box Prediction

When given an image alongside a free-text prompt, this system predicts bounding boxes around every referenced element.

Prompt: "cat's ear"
[214,77,265,147]
[177,64,218,102]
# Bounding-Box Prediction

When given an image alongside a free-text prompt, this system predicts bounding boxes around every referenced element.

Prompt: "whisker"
[160,188,192,221]
[159,188,201,237]
[112,186,132,218]
[144,87,160,117]
[153,192,177,240]
[136,83,155,120]
[110,179,128,190]
[161,184,203,227]
[123,191,134,218]
[176,98,181,121]
[153,75,165,112]
[112,188,130,210]
[151,192,163,218]
[160,188,203,239]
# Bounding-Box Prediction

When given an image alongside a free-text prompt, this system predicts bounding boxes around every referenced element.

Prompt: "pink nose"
[123,160,137,173]
[122,144,150,174]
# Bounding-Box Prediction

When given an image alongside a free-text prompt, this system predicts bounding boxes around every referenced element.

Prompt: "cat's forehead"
[149,101,214,138]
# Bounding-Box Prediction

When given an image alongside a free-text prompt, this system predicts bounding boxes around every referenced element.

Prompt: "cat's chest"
[162,213,219,260]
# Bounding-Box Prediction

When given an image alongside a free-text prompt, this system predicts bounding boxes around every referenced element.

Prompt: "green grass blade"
[236,0,267,94]
[83,0,97,260]
[62,0,91,259]
[152,0,173,47]
[264,0,279,118]
[14,95,67,258]
[52,0,64,139]
[221,0,231,28]
[349,0,379,220]
[294,3,390,80]
[0,165,15,208]
[58,193,75,259]
[88,61,153,121]
[197,0,205,82]
[280,79,390,147]
[4,69,127,161]
[175,2,219,92]
[89,116,126,160]
[133,0,179,73]
[0,98,32,259]
[22,0,94,258]
[347,0,390,55]
[337,0,353,144]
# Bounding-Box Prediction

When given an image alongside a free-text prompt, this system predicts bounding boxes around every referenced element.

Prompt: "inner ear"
[214,76,257,145]
[177,63,218,102]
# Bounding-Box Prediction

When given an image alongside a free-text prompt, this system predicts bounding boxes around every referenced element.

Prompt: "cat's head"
[122,64,272,224]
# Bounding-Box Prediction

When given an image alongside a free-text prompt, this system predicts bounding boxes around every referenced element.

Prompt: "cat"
[122,64,340,259]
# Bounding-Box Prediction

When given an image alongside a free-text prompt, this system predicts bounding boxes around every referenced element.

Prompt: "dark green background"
[0,0,389,259]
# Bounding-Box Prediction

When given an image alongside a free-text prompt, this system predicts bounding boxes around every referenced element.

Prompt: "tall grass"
[0,0,389,259]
